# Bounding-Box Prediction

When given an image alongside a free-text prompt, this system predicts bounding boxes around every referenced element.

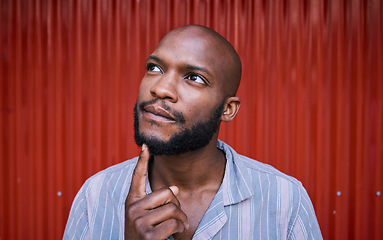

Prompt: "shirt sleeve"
[287,184,323,240]
[63,185,90,240]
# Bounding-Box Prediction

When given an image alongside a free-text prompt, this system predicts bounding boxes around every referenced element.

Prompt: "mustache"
[138,99,186,123]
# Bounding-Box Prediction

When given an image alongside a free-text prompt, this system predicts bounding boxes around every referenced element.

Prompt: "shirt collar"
[145,140,256,205]
[217,140,255,206]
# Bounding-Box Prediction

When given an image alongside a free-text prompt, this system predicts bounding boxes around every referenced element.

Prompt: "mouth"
[143,105,177,122]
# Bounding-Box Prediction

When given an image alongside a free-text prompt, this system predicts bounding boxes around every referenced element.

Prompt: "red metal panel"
[1,0,382,239]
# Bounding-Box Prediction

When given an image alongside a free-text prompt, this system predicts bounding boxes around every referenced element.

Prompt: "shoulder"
[239,154,323,239]
[219,140,302,189]
[86,157,139,182]
[64,157,139,239]
[236,153,305,193]
[81,157,139,199]
[220,142,323,239]
[89,156,139,180]
[234,153,307,216]
[238,154,299,181]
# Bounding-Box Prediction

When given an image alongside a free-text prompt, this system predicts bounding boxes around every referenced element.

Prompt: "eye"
[146,63,162,73]
[186,74,206,85]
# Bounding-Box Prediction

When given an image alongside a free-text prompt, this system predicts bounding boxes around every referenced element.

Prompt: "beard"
[134,100,224,155]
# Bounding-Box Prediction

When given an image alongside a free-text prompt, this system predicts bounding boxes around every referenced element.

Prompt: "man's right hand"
[124,144,189,240]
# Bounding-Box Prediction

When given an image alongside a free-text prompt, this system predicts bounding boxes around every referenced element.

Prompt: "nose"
[149,72,178,102]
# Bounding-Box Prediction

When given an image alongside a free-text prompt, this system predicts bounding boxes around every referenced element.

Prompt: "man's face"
[134,29,230,155]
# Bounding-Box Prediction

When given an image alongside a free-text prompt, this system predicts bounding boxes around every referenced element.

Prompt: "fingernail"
[142,144,146,151]
[169,186,179,195]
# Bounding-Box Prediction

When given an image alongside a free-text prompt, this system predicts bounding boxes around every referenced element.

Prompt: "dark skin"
[125,25,241,240]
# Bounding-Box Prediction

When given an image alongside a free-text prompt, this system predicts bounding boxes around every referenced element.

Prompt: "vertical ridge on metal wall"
[1,0,382,239]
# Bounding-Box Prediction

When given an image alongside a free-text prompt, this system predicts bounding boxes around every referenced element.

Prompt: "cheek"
[182,100,215,124]
[178,87,223,120]
[137,79,152,100]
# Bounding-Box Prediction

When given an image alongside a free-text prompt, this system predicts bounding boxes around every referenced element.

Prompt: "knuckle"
[142,231,154,240]
[131,169,141,179]
[167,202,178,213]
[168,218,177,226]
[126,204,142,222]
[169,218,184,232]
[133,217,146,232]
[126,205,136,218]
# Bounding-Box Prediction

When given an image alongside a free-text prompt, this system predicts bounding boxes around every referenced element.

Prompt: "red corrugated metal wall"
[1,0,382,239]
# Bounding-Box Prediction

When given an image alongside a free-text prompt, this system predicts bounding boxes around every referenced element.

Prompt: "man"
[64,25,322,239]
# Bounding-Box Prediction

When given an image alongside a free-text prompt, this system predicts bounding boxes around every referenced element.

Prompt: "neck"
[148,138,226,192]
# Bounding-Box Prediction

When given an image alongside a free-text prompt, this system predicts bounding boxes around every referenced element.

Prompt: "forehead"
[151,29,232,78]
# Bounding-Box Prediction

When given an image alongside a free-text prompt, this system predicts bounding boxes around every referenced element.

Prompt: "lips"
[143,105,177,122]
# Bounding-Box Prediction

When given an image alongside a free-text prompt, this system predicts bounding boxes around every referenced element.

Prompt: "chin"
[139,122,182,140]
[133,101,223,155]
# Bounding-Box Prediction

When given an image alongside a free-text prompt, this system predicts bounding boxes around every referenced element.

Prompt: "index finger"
[127,144,150,202]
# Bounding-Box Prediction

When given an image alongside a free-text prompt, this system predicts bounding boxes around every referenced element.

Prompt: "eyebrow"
[146,55,162,63]
[184,64,213,77]
[146,55,213,77]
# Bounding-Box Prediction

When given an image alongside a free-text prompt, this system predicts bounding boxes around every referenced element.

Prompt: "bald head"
[156,25,242,97]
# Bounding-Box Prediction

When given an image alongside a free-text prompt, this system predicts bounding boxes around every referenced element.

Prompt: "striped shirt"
[63,140,322,239]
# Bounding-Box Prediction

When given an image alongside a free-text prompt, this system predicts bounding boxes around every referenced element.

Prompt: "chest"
[171,198,281,240]
[172,192,216,240]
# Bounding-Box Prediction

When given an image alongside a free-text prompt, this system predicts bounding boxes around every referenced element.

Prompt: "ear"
[221,97,241,122]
